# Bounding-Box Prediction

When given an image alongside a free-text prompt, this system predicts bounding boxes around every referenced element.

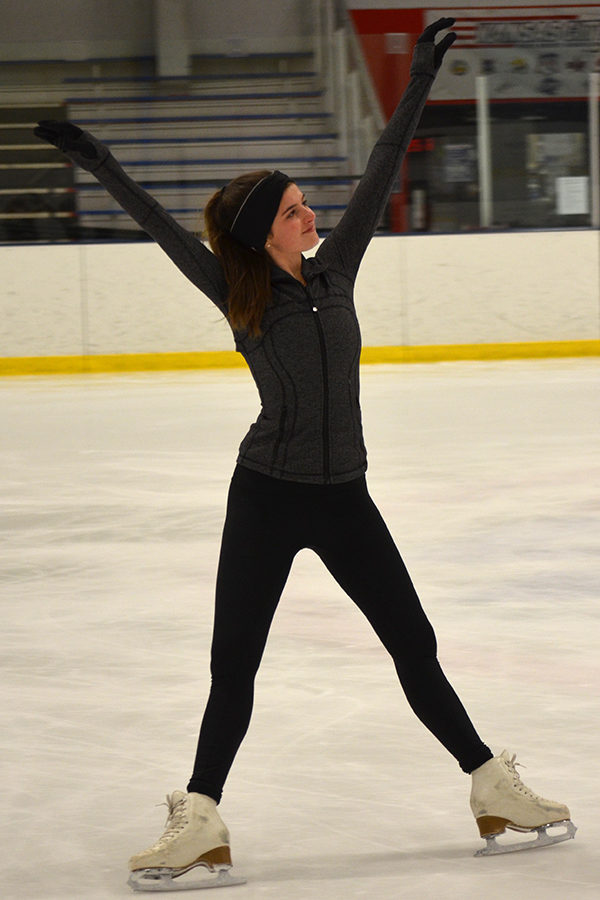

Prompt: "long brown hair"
[204,171,277,337]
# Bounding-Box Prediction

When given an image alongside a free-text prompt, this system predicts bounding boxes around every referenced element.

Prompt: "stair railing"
[313,0,385,174]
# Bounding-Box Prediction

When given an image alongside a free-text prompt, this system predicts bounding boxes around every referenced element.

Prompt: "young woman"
[35,18,574,890]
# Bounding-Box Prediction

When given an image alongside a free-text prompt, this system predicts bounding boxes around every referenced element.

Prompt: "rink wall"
[1,230,600,374]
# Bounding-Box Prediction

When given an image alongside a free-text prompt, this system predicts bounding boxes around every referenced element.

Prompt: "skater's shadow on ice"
[255,846,470,883]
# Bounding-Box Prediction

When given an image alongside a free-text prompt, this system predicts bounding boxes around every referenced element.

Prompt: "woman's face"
[266,183,319,255]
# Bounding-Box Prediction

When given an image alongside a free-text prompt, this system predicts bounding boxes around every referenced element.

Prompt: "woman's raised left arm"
[317,18,456,281]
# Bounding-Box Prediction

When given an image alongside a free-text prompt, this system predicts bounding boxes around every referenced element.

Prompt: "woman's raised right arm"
[34,122,228,311]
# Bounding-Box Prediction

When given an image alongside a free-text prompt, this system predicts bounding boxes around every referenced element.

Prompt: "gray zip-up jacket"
[64,44,439,484]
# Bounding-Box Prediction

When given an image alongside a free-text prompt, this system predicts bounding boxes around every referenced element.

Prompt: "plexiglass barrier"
[394,28,600,234]
[1,11,600,242]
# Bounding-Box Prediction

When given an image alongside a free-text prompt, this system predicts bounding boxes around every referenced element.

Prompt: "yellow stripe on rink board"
[0,351,247,376]
[0,341,599,376]
[360,340,600,364]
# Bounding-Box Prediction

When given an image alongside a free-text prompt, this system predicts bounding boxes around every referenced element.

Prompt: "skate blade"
[474,819,577,857]
[128,865,246,892]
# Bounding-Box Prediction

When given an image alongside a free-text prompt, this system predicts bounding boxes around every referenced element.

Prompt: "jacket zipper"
[306,289,331,482]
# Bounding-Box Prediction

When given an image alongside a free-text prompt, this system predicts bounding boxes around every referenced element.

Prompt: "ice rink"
[2,359,599,899]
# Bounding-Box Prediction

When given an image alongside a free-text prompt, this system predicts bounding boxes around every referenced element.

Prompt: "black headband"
[228,170,291,250]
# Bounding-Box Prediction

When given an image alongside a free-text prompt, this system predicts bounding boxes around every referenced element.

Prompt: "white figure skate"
[127,791,246,891]
[471,750,576,857]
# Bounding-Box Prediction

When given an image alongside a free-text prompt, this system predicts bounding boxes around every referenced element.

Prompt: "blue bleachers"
[2,51,355,241]
[65,54,354,235]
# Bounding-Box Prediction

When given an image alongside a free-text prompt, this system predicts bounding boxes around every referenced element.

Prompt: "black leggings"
[187,466,492,802]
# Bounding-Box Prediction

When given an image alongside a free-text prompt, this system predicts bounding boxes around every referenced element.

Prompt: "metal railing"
[313,0,385,174]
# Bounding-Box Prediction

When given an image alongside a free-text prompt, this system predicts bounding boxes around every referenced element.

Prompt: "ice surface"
[1,360,599,899]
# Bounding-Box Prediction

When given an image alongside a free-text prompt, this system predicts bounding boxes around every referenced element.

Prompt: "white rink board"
[1,230,599,358]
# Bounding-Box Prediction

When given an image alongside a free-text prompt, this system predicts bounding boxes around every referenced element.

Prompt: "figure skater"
[35,18,575,891]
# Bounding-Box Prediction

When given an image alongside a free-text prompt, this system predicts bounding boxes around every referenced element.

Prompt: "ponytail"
[204,171,274,338]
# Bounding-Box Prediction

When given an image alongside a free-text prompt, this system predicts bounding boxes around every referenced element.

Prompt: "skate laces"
[147,793,189,849]
[502,752,542,801]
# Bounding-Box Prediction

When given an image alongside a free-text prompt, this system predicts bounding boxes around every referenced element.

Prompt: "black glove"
[417,17,457,69]
[34,120,98,160]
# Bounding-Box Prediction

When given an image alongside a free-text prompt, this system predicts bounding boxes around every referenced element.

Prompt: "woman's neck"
[267,249,305,284]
